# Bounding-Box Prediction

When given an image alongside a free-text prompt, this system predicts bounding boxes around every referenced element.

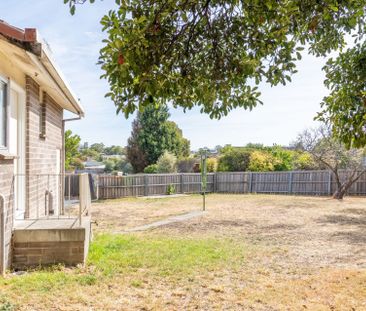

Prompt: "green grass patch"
[0,233,246,296]
[88,234,246,277]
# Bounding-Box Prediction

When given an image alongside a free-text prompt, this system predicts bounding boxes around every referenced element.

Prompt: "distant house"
[101,154,125,161]
[0,21,89,272]
[80,159,105,174]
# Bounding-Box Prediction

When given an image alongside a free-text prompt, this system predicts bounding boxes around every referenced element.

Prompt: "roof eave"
[0,21,84,117]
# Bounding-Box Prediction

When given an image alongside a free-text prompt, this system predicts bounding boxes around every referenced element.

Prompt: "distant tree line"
[66,113,366,199]
[64,130,132,174]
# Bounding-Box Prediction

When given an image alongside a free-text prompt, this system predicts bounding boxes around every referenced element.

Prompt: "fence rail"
[90,170,366,199]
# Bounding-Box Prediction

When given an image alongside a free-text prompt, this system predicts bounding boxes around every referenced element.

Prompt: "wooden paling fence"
[97,173,215,199]
[94,170,366,199]
[64,174,97,200]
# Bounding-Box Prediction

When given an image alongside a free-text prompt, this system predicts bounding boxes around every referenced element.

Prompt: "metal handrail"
[12,173,91,227]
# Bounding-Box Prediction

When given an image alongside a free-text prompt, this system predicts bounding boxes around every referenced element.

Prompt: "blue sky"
[1,1,328,149]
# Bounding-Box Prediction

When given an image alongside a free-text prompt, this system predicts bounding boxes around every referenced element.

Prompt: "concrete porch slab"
[14,216,90,230]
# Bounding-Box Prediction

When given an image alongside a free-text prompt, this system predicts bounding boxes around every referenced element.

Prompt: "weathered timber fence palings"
[68,170,366,200]
[97,173,215,199]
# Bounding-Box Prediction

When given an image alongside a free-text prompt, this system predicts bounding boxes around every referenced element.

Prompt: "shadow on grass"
[331,231,366,244]
[317,212,366,245]
[317,215,366,226]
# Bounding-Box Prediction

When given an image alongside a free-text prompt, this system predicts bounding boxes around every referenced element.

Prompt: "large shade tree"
[126,118,149,172]
[126,103,190,172]
[65,0,366,147]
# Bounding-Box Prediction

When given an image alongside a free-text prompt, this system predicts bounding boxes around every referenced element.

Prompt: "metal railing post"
[95,175,99,200]
[68,174,71,201]
[36,175,40,219]
[0,194,6,276]
[79,174,84,226]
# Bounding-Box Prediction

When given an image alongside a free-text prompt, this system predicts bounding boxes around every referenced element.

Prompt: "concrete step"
[12,217,91,269]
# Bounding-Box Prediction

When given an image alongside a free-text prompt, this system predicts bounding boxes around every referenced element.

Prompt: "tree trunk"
[332,186,347,200]
[332,169,365,200]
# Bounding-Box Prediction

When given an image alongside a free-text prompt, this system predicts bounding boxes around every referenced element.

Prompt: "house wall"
[25,76,63,219]
[0,159,14,270]
[0,62,26,270]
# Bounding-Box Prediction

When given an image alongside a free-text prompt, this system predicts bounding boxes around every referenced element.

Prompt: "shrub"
[248,150,275,171]
[190,157,217,172]
[268,146,294,171]
[144,164,158,174]
[292,151,318,170]
[166,184,176,195]
[217,149,251,171]
[177,158,197,173]
[104,159,115,173]
[206,158,218,172]
[156,151,177,173]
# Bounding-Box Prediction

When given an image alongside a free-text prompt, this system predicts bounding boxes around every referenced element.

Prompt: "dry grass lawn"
[1,194,366,310]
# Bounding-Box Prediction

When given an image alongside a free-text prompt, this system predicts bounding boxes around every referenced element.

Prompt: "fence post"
[328,171,332,195]
[288,172,293,194]
[180,174,184,194]
[249,172,253,193]
[213,173,217,193]
[144,175,148,196]
[95,175,99,200]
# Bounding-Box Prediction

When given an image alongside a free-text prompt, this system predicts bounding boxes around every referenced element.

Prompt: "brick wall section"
[25,76,63,219]
[12,225,89,269]
[0,159,14,269]
[13,241,85,268]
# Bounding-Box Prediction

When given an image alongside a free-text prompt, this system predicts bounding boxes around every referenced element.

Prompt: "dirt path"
[118,210,206,233]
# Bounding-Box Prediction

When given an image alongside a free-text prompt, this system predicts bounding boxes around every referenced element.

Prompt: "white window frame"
[0,75,10,151]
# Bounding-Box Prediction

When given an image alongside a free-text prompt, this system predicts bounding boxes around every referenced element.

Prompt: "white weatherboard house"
[0,20,91,273]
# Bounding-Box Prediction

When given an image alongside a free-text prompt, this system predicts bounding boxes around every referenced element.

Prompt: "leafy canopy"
[316,41,366,148]
[65,129,81,170]
[126,103,190,172]
[65,0,366,146]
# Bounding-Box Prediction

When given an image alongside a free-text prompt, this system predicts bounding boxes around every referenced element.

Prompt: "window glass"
[0,81,7,148]
[40,92,46,138]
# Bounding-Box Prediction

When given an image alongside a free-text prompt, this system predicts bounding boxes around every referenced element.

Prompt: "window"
[39,92,46,138]
[0,80,8,148]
